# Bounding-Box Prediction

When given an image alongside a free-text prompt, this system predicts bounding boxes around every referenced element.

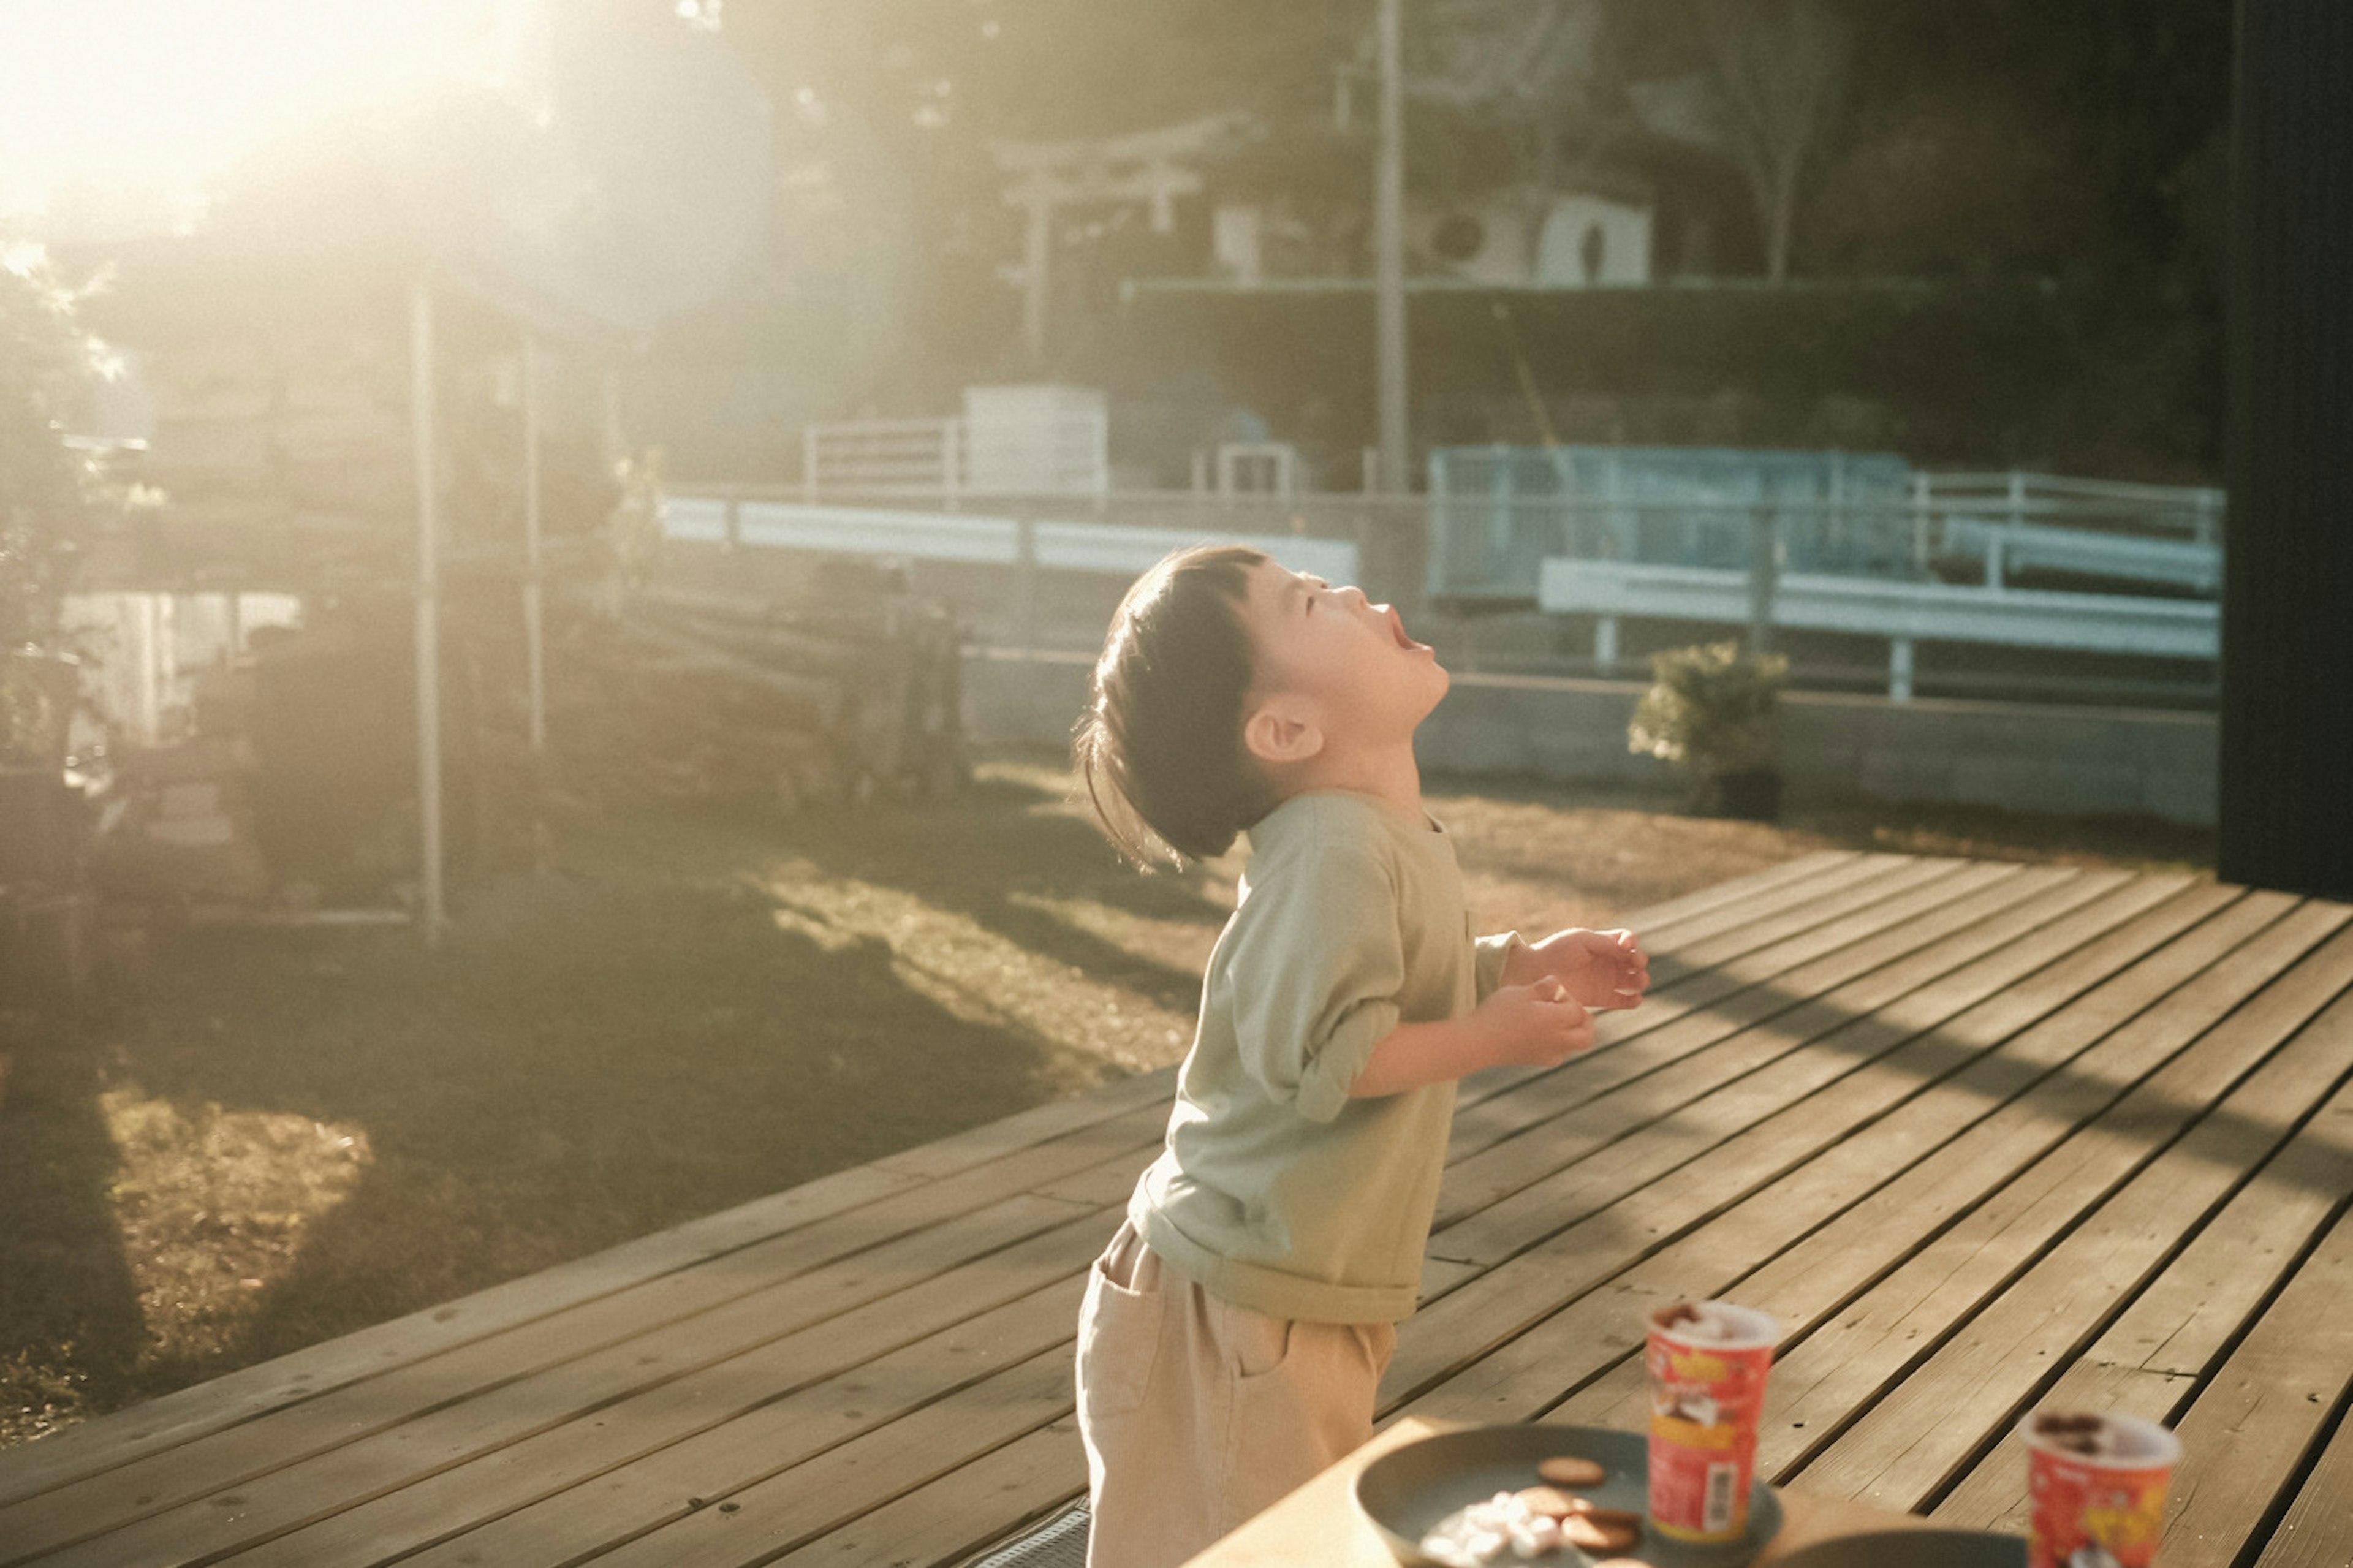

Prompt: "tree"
[0,242,113,767]
[0,242,100,657]
[1689,0,1851,284]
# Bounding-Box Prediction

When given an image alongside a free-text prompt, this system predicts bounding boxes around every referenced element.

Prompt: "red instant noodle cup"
[2020,1409,2181,1568]
[1645,1300,1780,1544]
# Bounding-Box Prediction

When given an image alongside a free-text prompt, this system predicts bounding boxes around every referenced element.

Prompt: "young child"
[1069,545,1650,1568]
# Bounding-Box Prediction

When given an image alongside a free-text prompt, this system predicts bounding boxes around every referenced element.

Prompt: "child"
[1069,545,1650,1568]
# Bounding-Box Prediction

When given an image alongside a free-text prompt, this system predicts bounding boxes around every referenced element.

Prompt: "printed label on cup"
[1645,1300,1779,1544]
[2021,1410,2181,1568]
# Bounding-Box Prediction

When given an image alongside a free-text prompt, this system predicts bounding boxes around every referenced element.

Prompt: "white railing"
[660,496,1360,650]
[798,405,1112,501]
[1537,557,2218,701]
[1914,471,2225,541]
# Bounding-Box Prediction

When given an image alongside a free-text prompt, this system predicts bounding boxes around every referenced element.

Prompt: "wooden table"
[1192,1417,1946,1566]
[2,852,2349,1567]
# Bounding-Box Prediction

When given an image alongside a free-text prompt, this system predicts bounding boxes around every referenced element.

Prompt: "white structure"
[1212,204,1264,283]
[799,385,1111,499]
[1534,195,1652,286]
[961,385,1109,496]
[61,592,303,748]
[1419,191,1652,288]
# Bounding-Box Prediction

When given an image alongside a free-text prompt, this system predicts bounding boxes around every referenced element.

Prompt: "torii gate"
[994,112,1260,361]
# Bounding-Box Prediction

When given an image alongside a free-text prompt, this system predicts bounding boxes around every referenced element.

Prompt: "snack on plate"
[1535,1455,1607,1488]
[1417,1488,1578,1564]
[1561,1511,1643,1553]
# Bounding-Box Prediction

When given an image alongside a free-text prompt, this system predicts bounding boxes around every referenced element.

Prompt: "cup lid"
[1648,1300,1780,1351]
[2015,1409,2183,1468]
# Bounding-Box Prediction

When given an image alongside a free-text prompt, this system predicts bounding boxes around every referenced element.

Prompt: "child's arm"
[1347,977,1594,1099]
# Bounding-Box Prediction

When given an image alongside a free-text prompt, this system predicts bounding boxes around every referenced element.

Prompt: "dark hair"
[1073,544,1275,868]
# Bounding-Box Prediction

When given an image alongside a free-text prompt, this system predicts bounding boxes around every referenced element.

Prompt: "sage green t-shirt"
[1130,790,1521,1324]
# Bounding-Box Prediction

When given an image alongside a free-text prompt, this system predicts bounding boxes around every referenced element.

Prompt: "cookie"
[1514,1486,1582,1518]
[1562,1512,1642,1554]
[1535,1455,1607,1487]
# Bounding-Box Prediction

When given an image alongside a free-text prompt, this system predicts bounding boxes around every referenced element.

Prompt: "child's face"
[1238,558,1449,755]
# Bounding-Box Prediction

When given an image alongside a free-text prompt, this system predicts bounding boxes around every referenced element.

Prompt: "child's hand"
[1506,928,1651,1012]
[1477,977,1596,1069]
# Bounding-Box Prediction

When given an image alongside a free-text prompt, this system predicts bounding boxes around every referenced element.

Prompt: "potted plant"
[1627,640,1789,820]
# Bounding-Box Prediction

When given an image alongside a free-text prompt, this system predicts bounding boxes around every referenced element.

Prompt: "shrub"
[1628,640,1789,780]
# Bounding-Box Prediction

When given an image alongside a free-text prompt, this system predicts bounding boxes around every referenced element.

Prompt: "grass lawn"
[0,754,2212,1449]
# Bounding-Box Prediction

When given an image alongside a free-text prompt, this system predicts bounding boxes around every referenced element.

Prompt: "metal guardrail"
[659,494,1363,651]
[1428,450,2226,599]
[1539,557,2218,701]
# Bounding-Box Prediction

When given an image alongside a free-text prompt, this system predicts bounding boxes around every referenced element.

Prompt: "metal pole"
[1748,506,1778,656]
[411,278,447,945]
[1021,196,1051,364]
[522,335,547,756]
[1374,0,1409,495]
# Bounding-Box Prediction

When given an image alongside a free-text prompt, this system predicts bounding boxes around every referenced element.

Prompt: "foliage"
[0,241,102,651]
[0,241,110,767]
[1629,640,1789,778]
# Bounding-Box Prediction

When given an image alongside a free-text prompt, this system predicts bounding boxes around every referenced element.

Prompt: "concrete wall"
[966,652,2219,826]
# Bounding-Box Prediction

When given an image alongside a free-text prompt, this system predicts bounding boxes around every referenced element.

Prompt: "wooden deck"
[4,852,2351,1568]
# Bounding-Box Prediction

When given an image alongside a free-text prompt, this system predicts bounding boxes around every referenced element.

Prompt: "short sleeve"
[1223,839,1404,1123]
[1474,931,1526,1001]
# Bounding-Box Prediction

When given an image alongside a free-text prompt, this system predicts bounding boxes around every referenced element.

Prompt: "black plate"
[1353,1425,1783,1566]
[1779,1525,2023,1563]
[1767,1530,2026,1568]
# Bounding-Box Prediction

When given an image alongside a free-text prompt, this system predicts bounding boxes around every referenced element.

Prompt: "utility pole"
[1374,0,1409,494]
[410,278,447,946]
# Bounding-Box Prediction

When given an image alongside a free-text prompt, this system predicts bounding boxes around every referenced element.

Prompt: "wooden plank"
[1446,855,1965,1118]
[1433,865,2096,1237]
[570,1358,1080,1568]
[240,1267,1096,1568]
[1430,867,2157,1274]
[7,1193,1099,1568]
[762,1421,1086,1568]
[1441,858,2016,1166]
[2158,1206,2353,1567]
[1781,933,2353,1513]
[1931,1069,2353,1533]
[1640,857,1961,980]
[0,1159,933,1512]
[1567,849,1862,936]
[2253,1387,2353,1568]
[1749,895,2336,1476]
[0,1101,1166,1550]
[1542,882,2284,1438]
[1384,878,2263,1425]
[870,1066,1176,1180]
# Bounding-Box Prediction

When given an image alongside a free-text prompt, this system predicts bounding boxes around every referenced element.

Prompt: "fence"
[660,493,1364,652]
[662,482,2224,702]
[1428,448,2226,601]
[1537,556,2219,700]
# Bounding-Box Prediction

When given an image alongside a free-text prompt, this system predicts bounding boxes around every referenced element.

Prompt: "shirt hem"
[1132,1202,1421,1325]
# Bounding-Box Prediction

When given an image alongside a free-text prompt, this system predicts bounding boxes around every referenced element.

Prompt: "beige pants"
[1075,1219,1398,1568]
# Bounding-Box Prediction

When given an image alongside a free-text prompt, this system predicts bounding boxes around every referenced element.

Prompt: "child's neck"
[1291,740,1427,827]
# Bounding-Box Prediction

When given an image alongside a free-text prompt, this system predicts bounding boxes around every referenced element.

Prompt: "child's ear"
[1243,697,1324,768]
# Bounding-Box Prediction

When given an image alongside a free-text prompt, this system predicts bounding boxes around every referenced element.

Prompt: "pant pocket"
[1076,1251,1165,1420]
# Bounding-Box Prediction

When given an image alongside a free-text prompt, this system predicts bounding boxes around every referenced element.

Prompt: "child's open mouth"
[1387,606,1424,651]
